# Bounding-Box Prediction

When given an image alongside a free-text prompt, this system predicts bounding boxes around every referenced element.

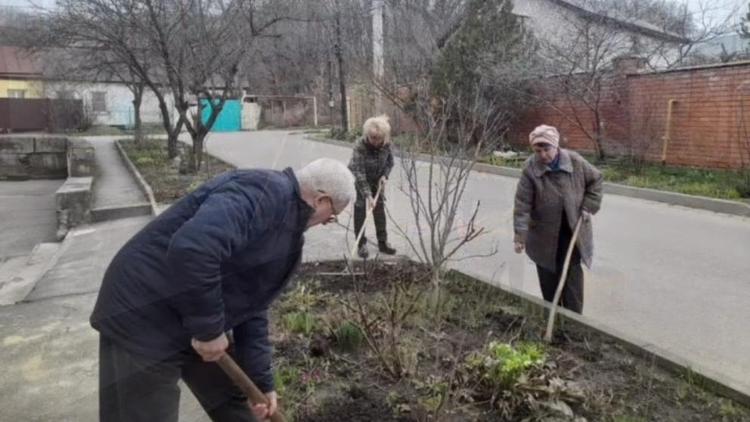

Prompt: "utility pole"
[334,2,348,132]
[372,0,385,113]
[327,56,334,122]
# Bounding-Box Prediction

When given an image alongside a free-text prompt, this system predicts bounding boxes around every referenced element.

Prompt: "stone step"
[0,242,61,306]
[91,203,152,223]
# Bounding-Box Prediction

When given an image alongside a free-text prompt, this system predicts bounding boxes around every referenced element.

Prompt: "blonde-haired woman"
[348,115,396,258]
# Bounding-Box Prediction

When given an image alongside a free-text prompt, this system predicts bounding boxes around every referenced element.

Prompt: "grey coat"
[513,149,604,271]
[348,137,394,195]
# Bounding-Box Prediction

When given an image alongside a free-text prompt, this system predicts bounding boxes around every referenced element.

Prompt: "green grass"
[312,130,750,201]
[119,138,235,203]
[480,151,750,200]
[600,161,750,200]
[479,154,526,168]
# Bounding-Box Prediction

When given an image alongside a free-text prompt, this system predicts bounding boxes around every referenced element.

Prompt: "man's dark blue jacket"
[90,168,312,393]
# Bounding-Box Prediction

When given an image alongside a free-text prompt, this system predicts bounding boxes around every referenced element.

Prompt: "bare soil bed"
[270,259,749,422]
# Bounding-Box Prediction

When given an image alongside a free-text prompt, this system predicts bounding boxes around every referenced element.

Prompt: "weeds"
[331,320,365,352]
[284,312,319,336]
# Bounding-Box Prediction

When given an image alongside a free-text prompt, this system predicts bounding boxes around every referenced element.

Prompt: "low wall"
[0,135,98,238]
[0,135,68,179]
[54,176,93,240]
[66,139,95,177]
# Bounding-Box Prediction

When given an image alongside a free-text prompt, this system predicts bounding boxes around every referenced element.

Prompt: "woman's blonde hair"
[362,114,391,144]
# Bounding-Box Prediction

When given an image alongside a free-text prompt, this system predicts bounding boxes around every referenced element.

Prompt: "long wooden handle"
[350,177,385,257]
[216,354,286,422]
[544,216,584,342]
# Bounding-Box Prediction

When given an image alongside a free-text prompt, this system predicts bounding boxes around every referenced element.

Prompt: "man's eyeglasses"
[318,190,339,223]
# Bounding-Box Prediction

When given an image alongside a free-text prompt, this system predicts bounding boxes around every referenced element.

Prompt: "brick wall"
[511,61,750,169]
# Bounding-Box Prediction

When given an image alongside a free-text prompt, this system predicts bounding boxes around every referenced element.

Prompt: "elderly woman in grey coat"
[513,125,603,313]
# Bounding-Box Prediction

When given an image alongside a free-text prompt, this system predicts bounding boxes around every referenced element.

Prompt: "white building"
[513,0,689,69]
[44,80,177,128]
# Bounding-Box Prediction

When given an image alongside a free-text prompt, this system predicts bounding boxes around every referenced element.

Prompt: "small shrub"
[333,320,364,352]
[466,341,545,389]
[284,312,318,336]
[415,376,450,416]
[735,169,750,197]
[280,284,325,313]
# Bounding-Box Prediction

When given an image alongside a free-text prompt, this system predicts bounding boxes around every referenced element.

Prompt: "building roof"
[691,32,748,58]
[0,45,42,78]
[550,0,690,44]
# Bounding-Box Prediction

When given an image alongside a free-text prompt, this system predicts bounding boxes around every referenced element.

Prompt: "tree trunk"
[150,88,179,159]
[168,129,179,159]
[430,267,443,312]
[132,83,144,146]
[191,130,206,173]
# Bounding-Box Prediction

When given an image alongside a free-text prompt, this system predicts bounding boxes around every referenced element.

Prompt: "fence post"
[312,96,318,127]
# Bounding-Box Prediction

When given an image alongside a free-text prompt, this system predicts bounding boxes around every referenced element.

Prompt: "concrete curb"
[305,135,750,218]
[91,204,153,223]
[452,268,750,408]
[0,243,63,306]
[114,140,158,216]
[602,183,750,217]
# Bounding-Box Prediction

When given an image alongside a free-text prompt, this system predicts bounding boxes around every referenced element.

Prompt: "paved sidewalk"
[0,180,62,260]
[0,217,209,422]
[86,136,147,210]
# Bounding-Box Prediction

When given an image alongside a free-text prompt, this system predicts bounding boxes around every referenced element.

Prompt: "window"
[91,91,107,112]
[7,89,26,99]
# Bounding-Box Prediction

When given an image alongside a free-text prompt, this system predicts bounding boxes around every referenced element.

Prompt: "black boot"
[378,241,396,255]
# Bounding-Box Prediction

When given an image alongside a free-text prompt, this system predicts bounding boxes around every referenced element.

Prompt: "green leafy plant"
[467,341,546,388]
[273,366,300,397]
[415,376,451,416]
[284,311,318,336]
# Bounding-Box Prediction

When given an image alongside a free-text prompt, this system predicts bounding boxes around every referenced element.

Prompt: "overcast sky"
[2,0,748,28]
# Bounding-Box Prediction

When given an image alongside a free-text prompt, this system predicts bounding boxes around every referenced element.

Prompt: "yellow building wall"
[0,79,44,98]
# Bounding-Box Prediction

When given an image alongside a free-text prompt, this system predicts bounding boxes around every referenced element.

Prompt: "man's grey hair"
[296,158,356,212]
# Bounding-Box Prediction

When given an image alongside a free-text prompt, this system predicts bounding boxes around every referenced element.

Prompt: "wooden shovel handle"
[544,215,584,342]
[216,354,286,422]
[350,177,385,257]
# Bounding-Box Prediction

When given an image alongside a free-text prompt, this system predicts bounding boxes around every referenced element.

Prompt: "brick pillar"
[609,56,646,154]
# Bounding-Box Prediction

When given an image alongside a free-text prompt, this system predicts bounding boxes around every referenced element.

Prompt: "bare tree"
[237,0,358,132]
[391,87,505,306]
[134,0,294,171]
[26,0,292,170]
[538,1,645,159]
[20,0,185,156]
[653,0,741,67]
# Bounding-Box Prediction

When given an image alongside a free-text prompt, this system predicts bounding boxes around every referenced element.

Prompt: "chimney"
[612,55,647,75]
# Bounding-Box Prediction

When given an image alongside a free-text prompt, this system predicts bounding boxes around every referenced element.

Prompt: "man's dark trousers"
[99,335,259,422]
